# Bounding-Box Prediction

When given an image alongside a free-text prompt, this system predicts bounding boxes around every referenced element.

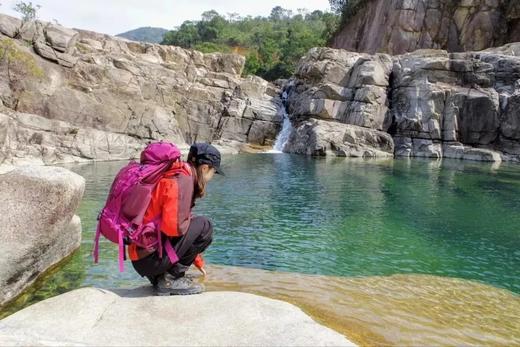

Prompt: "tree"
[243,52,261,75]
[328,0,366,27]
[197,11,226,42]
[269,6,292,21]
[329,0,347,14]
[321,12,340,40]
[162,21,200,48]
[13,1,41,23]
[201,10,220,22]
[161,7,340,81]
[226,12,241,22]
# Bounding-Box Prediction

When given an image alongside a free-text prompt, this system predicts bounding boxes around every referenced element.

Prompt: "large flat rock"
[0,166,85,306]
[0,287,355,346]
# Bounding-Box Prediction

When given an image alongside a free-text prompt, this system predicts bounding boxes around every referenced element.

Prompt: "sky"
[0,0,332,35]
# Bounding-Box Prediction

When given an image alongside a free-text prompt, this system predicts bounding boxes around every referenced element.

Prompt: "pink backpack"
[92,141,183,272]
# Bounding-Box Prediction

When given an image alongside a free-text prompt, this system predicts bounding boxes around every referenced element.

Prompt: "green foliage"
[328,0,369,28]
[162,21,200,48]
[243,52,261,76]
[0,38,44,79]
[161,7,339,80]
[13,1,41,23]
[193,42,231,54]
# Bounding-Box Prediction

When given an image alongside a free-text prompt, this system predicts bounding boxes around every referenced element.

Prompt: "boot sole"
[155,289,204,296]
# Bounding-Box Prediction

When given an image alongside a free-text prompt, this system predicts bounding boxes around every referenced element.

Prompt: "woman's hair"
[187,154,209,200]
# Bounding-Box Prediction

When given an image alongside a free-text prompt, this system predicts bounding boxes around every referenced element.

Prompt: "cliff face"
[284,44,520,162]
[331,0,520,55]
[0,14,282,165]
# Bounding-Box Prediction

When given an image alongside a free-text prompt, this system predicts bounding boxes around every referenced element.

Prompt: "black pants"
[131,216,213,282]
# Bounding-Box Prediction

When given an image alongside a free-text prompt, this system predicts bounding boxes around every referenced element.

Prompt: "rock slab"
[0,287,355,346]
[0,166,85,306]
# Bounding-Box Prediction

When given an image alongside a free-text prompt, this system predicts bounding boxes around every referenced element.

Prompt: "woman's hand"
[197,266,207,276]
[193,253,206,276]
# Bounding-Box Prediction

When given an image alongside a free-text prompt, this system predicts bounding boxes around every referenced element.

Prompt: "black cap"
[188,143,225,176]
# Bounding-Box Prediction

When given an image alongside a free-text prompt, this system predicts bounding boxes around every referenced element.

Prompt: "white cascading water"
[274,107,293,151]
[267,106,293,153]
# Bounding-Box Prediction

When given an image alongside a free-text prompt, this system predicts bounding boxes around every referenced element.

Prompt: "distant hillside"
[161,8,339,80]
[116,27,168,43]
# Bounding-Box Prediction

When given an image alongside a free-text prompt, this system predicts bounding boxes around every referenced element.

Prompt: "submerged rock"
[0,166,84,307]
[0,287,355,346]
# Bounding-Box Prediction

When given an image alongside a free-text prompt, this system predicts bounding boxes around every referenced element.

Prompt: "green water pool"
[4,154,520,314]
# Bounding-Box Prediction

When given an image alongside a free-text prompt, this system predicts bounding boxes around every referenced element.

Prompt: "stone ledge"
[0,287,355,347]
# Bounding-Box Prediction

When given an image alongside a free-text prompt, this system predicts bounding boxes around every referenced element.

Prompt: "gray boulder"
[33,40,78,68]
[0,166,84,307]
[43,24,78,53]
[0,14,21,38]
[285,118,394,157]
[288,47,392,131]
[0,287,355,346]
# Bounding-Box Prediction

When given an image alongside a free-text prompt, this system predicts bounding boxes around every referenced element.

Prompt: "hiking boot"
[146,275,158,286]
[154,273,204,296]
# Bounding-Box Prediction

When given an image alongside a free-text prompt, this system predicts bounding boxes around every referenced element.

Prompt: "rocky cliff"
[331,0,520,55]
[0,14,282,165]
[2,12,519,164]
[284,44,520,162]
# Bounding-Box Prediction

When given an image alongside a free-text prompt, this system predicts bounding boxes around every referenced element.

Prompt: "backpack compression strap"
[92,222,101,264]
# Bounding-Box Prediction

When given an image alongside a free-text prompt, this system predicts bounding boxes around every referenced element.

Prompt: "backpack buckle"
[127,225,135,234]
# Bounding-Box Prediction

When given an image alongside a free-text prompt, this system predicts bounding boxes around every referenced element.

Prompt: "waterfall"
[267,88,294,153]
[272,107,292,152]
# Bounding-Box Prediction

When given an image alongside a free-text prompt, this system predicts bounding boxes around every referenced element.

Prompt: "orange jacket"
[128,161,205,269]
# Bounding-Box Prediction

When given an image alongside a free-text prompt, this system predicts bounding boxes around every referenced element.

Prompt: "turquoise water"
[4,154,519,312]
[197,155,520,293]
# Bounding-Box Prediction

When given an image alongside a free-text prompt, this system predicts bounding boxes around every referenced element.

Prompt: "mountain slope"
[116,27,168,43]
